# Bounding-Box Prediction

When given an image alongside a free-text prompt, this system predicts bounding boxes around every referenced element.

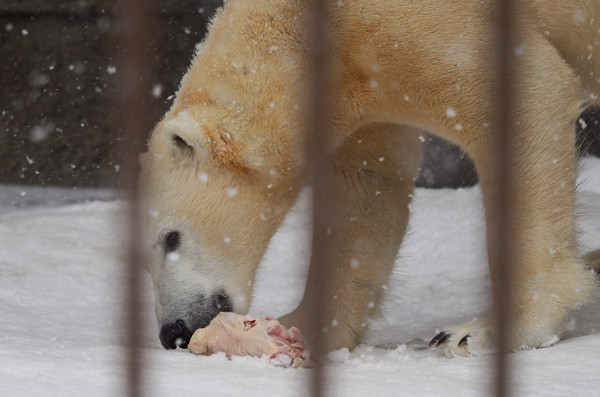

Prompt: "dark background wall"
[1,0,221,187]
[1,1,599,188]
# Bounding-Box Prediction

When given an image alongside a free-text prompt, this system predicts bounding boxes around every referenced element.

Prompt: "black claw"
[458,334,471,347]
[429,332,445,347]
[438,332,451,345]
[429,331,451,348]
[428,333,442,348]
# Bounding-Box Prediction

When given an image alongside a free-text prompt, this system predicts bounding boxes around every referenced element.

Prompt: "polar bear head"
[139,104,302,349]
[137,0,310,349]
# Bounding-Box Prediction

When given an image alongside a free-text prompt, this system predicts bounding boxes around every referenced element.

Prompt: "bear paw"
[428,318,495,357]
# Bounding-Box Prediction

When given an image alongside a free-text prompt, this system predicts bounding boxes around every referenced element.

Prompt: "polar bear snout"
[159,319,193,349]
[158,291,233,349]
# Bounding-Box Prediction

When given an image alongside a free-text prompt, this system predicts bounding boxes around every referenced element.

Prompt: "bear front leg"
[280,123,422,352]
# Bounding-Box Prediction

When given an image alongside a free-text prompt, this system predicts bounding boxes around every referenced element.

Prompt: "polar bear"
[139,0,600,356]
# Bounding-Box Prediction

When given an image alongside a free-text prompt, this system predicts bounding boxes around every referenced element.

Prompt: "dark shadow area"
[0,0,221,187]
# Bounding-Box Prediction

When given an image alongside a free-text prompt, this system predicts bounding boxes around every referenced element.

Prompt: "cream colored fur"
[140,0,600,356]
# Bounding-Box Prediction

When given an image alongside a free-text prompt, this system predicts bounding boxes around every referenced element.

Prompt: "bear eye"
[164,231,180,252]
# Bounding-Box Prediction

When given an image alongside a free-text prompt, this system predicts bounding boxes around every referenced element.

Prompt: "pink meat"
[188,312,311,368]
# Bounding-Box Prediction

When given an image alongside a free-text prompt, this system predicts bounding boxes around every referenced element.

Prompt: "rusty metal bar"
[118,1,156,396]
[492,0,516,396]
[306,0,333,396]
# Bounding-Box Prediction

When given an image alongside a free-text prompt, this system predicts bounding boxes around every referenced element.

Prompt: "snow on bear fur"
[188,312,311,368]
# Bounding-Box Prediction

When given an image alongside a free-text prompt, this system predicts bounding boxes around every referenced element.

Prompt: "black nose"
[159,319,193,349]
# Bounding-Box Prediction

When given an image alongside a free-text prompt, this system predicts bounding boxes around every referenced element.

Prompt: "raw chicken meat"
[188,312,311,368]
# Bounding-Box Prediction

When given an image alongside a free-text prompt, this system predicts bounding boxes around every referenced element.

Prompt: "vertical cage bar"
[118,1,155,396]
[306,0,332,396]
[492,0,516,396]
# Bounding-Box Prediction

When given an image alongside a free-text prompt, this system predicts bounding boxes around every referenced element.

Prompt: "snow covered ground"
[1,157,599,396]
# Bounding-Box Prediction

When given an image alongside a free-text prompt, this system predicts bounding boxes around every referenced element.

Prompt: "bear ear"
[161,114,198,162]
[161,112,252,173]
